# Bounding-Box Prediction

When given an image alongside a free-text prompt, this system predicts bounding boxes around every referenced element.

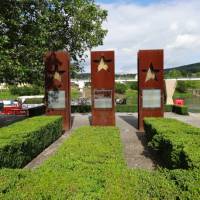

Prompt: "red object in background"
[174,99,184,106]
[0,101,26,115]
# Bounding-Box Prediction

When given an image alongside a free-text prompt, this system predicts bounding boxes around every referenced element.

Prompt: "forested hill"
[73,62,200,79]
[165,62,200,73]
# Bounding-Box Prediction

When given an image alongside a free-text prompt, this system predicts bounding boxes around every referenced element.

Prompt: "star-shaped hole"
[143,63,159,82]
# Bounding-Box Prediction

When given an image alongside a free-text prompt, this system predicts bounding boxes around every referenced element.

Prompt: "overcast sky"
[84,0,200,73]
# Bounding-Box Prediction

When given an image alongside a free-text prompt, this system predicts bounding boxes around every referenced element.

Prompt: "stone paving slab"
[165,112,200,128]
[116,114,157,170]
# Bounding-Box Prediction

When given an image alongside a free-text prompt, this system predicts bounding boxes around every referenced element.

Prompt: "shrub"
[172,105,188,115]
[0,116,62,168]
[115,82,127,94]
[116,104,137,112]
[176,81,187,93]
[71,105,91,113]
[0,126,199,199]
[9,85,44,96]
[144,118,200,169]
[164,104,173,112]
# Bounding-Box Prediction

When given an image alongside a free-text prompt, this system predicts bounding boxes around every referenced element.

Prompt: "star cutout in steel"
[93,56,112,72]
[142,63,159,82]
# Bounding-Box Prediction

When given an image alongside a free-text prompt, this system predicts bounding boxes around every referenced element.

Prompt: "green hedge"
[116,104,137,112]
[0,126,199,199]
[0,116,62,168]
[164,104,173,112]
[71,105,91,113]
[172,105,188,115]
[9,85,43,96]
[71,105,138,113]
[144,118,200,169]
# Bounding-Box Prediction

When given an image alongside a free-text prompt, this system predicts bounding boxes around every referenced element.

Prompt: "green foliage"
[144,118,200,169]
[9,85,44,96]
[71,87,81,100]
[176,81,187,93]
[173,91,192,99]
[164,104,173,112]
[0,90,18,100]
[115,83,127,94]
[125,81,138,90]
[125,89,138,105]
[71,105,138,113]
[175,80,200,94]
[0,116,62,168]
[172,105,188,115]
[0,1,107,85]
[116,105,137,112]
[165,69,183,78]
[0,126,199,199]
[71,105,91,113]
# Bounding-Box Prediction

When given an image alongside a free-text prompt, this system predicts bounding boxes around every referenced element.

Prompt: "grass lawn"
[125,89,137,105]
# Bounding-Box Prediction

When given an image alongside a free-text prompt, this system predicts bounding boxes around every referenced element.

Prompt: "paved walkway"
[165,112,200,128]
[116,113,156,170]
[0,115,26,127]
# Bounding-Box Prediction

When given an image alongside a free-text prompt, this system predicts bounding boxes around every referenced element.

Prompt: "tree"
[115,83,127,94]
[0,0,107,85]
[165,69,183,79]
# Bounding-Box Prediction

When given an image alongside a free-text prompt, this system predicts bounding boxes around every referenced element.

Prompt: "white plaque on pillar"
[94,90,112,108]
[48,90,66,108]
[142,89,161,108]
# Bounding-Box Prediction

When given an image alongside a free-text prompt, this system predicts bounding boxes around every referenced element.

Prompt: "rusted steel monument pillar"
[44,51,71,131]
[91,51,115,126]
[138,49,164,130]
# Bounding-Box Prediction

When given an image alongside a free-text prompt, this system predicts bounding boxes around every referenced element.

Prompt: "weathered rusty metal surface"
[138,49,164,130]
[44,51,71,131]
[91,51,115,126]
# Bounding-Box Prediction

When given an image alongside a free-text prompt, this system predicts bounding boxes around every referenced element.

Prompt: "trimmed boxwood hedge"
[172,105,189,115]
[0,126,199,199]
[144,118,200,169]
[116,104,137,112]
[71,105,91,113]
[164,104,173,112]
[0,116,62,168]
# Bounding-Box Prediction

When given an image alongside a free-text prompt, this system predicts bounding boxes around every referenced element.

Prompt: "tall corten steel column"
[91,51,115,126]
[44,51,71,131]
[138,49,164,130]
